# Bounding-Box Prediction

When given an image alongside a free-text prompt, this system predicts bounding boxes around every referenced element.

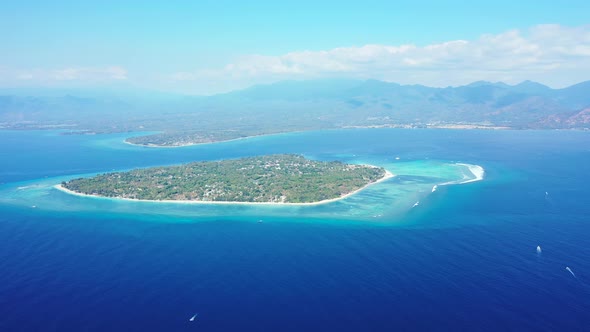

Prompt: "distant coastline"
[124,125,509,148]
[54,169,394,206]
[342,124,511,130]
[123,134,267,148]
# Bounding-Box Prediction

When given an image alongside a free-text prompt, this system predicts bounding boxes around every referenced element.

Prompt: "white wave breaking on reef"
[438,163,485,187]
[456,163,485,184]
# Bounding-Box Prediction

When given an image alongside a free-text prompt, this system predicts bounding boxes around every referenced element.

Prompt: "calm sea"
[1,128,589,331]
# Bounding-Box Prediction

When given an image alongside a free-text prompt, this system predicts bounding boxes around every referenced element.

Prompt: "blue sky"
[1,0,589,94]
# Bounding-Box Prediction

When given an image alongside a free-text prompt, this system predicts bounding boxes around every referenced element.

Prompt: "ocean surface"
[1,128,589,331]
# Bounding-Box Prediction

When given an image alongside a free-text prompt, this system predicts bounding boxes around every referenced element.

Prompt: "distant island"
[59,154,392,204]
[124,130,279,147]
[123,124,508,147]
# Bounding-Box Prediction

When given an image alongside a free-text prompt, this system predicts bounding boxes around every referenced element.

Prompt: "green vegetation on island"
[61,155,388,203]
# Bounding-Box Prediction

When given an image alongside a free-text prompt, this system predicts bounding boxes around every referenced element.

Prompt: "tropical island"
[59,154,392,204]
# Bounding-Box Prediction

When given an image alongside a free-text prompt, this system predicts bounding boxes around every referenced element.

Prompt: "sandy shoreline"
[53,170,395,206]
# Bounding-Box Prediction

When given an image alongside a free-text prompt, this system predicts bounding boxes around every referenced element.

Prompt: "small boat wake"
[566,267,577,279]
[17,185,41,190]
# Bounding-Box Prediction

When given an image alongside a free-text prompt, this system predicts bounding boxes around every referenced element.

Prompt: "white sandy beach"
[54,170,395,206]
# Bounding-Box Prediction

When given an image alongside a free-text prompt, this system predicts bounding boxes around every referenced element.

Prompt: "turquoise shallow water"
[1,128,590,331]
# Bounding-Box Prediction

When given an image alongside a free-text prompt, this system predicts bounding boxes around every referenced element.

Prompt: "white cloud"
[15,73,34,80]
[172,24,590,93]
[11,66,128,83]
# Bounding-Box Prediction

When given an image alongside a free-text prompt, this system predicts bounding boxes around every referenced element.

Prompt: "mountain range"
[1,80,589,140]
[221,79,590,129]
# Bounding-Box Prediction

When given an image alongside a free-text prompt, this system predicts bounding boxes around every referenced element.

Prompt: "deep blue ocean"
[1,128,590,331]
